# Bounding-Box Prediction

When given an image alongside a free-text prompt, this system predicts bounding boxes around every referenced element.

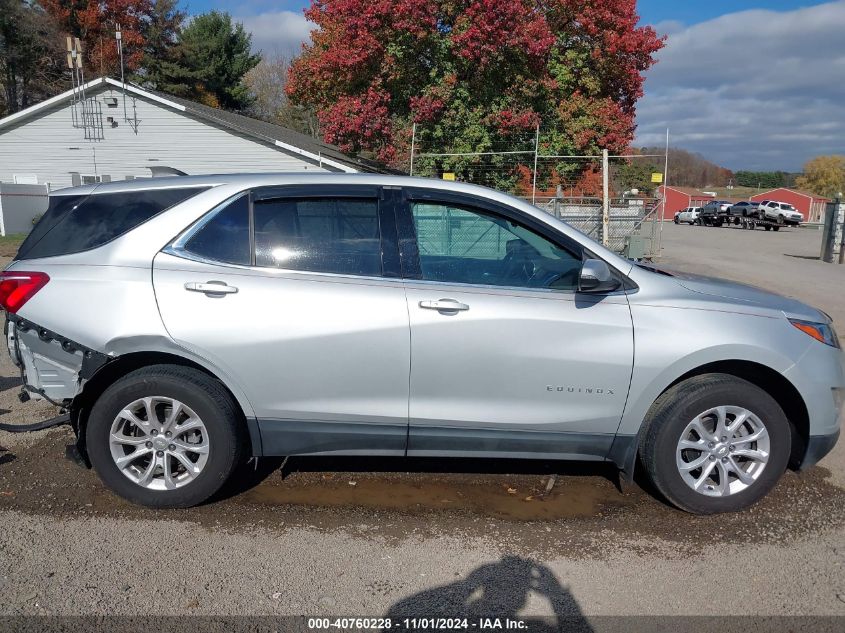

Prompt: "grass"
[700,186,767,200]
[0,234,26,258]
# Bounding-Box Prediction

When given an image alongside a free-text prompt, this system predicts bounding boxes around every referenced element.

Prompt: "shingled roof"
[146,87,394,174]
[0,77,396,174]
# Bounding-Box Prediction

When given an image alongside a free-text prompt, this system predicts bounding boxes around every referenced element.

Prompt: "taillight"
[0,271,49,314]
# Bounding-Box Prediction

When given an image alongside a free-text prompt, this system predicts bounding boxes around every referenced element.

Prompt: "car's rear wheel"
[640,373,790,514]
[87,365,245,508]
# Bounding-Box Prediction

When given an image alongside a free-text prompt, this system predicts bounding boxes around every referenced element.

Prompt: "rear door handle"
[419,299,469,312]
[184,281,238,295]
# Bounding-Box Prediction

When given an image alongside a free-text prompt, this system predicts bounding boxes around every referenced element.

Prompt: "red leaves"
[41,0,151,74]
[452,0,555,67]
[492,109,541,133]
[288,0,665,169]
[318,87,397,163]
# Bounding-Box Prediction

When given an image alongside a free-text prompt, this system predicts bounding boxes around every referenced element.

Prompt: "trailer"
[699,212,784,231]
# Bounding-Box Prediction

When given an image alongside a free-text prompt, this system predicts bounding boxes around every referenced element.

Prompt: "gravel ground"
[1,224,844,619]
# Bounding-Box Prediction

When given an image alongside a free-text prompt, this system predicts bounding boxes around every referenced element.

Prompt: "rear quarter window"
[16,187,208,260]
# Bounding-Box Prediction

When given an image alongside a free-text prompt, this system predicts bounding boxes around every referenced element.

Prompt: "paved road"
[1,224,844,619]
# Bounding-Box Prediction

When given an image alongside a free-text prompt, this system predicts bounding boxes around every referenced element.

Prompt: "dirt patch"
[1,430,844,559]
[242,470,625,521]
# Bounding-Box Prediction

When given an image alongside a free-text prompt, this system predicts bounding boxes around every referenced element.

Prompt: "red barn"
[657,186,720,220]
[750,188,830,222]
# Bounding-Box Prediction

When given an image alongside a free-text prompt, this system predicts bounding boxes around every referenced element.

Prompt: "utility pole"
[601,148,610,246]
[532,124,540,206]
[409,122,416,176]
[656,128,669,256]
[116,24,128,123]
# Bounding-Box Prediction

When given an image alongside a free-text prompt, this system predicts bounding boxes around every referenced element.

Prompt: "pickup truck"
[698,200,733,226]
[673,207,701,225]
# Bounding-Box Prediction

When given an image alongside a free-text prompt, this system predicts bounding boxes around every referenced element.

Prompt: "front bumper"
[800,429,840,470]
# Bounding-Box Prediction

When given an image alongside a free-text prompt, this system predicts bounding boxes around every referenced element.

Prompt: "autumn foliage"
[40,0,150,74]
[288,0,664,180]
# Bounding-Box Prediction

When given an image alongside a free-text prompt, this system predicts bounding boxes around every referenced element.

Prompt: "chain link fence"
[526,195,661,256]
[408,126,667,260]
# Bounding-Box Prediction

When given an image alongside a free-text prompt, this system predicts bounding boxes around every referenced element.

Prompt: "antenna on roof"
[66,36,85,127]
[115,24,128,124]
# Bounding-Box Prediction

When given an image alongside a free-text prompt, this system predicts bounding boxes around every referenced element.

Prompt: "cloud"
[636,1,845,171]
[235,10,313,57]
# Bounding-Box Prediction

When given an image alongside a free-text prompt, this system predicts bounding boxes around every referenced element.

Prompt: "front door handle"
[184,281,238,295]
[419,299,469,312]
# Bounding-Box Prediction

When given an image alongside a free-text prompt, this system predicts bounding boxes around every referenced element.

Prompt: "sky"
[182,0,845,172]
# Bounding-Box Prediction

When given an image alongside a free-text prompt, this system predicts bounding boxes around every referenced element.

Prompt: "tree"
[0,0,65,115]
[287,0,664,187]
[636,146,731,189]
[795,155,845,199]
[134,0,185,89]
[734,170,788,189]
[244,53,319,137]
[615,156,656,194]
[152,11,260,110]
[40,0,150,76]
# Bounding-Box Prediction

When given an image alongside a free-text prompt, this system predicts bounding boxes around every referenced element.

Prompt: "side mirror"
[578,258,621,293]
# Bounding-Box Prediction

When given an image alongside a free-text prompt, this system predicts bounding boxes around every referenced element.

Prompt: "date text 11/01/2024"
[307,618,529,630]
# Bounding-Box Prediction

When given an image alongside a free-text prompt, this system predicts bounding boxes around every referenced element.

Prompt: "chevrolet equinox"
[2,174,842,514]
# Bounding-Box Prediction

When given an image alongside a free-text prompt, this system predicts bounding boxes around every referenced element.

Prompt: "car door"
[397,189,634,459]
[152,185,411,456]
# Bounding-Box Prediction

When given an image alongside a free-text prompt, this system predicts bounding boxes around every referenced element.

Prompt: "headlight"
[790,318,841,348]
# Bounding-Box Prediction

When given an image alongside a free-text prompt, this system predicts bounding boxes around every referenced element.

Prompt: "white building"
[0,77,384,190]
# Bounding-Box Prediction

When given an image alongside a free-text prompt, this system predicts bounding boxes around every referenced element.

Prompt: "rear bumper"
[5,315,110,404]
[800,430,840,470]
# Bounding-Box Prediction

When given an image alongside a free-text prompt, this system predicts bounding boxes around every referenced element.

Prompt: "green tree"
[154,11,259,110]
[134,0,185,90]
[795,155,845,198]
[615,158,659,194]
[734,171,787,189]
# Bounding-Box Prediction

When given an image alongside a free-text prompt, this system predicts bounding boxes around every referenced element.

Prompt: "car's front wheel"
[640,373,790,514]
[86,365,245,508]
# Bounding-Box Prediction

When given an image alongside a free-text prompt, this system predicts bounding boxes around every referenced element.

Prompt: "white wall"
[0,86,332,190]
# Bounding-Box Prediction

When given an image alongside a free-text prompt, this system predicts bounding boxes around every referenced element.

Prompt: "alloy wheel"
[109,396,210,490]
[675,405,770,497]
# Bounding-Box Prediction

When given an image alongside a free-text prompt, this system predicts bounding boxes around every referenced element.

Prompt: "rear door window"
[253,197,382,276]
[17,187,207,260]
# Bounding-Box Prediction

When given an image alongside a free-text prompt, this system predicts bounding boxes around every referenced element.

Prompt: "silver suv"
[2,175,842,514]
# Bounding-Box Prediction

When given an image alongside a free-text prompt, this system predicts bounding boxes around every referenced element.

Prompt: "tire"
[640,373,790,514]
[674,217,679,224]
[778,214,785,225]
[688,221,694,226]
[764,225,771,231]
[86,364,245,508]
[773,226,780,232]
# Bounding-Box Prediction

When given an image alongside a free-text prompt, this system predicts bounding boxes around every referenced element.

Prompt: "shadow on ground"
[385,556,592,632]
